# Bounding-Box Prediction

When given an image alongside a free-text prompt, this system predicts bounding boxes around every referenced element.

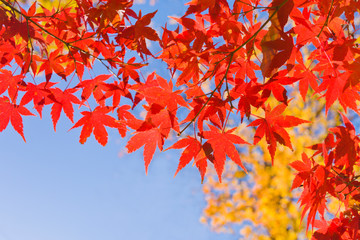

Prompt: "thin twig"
[317,0,334,38]
[178,0,289,135]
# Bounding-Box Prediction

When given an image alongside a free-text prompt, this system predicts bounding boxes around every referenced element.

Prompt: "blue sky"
[0,117,234,240]
[0,113,234,240]
[0,0,236,240]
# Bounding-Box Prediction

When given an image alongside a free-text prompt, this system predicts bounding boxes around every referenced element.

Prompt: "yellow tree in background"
[201,93,340,240]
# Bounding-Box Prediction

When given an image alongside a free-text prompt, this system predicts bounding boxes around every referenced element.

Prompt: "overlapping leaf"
[70,106,122,146]
[0,96,34,141]
[202,125,249,182]
[248,103,309,162]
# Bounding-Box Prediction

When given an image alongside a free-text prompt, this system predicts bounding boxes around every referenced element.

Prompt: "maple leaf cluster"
[290,114,360,239]
[200,95,333,239]
[1,0,360,238]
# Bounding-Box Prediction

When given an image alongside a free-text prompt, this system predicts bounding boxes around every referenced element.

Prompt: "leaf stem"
[317,0,334,38]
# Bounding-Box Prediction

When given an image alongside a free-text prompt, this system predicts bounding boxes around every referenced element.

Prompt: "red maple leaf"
[248,103,310,162]
[329,113,360,168]
[261,70,299,104]
[39,49,67,82]
[290,154,329,230]
[167,136,202,176]
[230,78,265,122]
[48,88,81,131]
[70,106,122,146]
[289,152,314,190]
[102,80,132,107]
[0,69,26,100]
[117,10,159,57]
[295,64,318,101]
[134,11,159,41]
[202,125,249,182]
[20,82,56,117]
[76,74,112,104]
[117,105,135,121]
[117,57,143,83]
[312,216,344,240]
[0,96,35,141]
[126,128,164,174]
[182,92,228,132]
[143,104,179,137]
[316,73,348,113]
[140,73,188,113]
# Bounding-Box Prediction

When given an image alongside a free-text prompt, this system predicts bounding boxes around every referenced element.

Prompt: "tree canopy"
[1,0,360,238]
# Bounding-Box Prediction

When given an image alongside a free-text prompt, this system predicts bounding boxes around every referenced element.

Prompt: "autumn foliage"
[1,0,360,238]
[201,95,340,239]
